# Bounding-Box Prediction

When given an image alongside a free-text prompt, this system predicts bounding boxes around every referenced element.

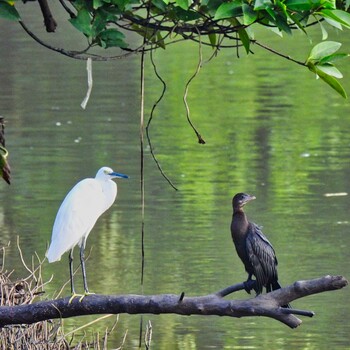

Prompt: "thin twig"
[58,0,76,18]
[116,327,128,350]
[16,237,35,282]
[253,40,306,66]
[0,242,10,273]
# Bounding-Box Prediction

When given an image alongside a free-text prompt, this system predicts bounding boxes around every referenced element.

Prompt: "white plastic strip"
[81,57,93,109]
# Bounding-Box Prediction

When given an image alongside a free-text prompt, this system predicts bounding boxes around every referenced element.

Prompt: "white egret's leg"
[78,237,95,302]
[80,237,89,294]
[69,248,75,294]
[68,249,83,304]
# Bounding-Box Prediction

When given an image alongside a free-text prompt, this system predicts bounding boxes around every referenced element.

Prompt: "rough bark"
[37,0,57,32]
[0,275,347,329]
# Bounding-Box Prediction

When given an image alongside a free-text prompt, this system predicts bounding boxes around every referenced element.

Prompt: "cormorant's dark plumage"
[230,193,285,296]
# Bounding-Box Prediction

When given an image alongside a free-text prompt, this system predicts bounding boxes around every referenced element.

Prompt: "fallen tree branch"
[0,275,347,329]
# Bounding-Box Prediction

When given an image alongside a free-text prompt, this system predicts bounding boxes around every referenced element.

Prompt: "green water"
[0,3,349,349]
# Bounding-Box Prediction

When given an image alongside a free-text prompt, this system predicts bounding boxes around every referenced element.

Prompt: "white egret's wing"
[46,179,106,262]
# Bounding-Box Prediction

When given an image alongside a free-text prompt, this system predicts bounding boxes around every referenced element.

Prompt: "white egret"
[46,166,128,298]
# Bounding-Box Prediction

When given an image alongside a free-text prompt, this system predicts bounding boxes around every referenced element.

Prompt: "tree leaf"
[284,0,316,11]
[254,0,276,20]
[308,64,347,98]
[93,0,104,9]
[319,20,328,40]
[254,0,272,11]
[98,28,128,48]
[238,27,250,54]
[208,32,217,48]
[286,11,307,33]
[316,64,343,78]
[214,1,243,20]
[152,0,168,11]
[275,14,292,34]
[319,53,349,64]
[171,7,201,21]
[92,11,109,37]
[112,0,133,11]
[319,9,350,29]
[69,8,92,36]
[156,31,166,49]
[242,4,257,25]
[0,2,20,21]
[175,0,190,10]
[308,41,341,61]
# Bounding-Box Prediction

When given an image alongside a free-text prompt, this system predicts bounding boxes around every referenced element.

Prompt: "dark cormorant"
[231,193,287,299]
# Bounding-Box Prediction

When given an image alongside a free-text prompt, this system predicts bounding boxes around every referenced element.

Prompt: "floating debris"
[324,192,348,197]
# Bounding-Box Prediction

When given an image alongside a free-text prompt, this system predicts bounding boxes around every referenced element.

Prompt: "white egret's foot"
[79,291,95,302]
[68,293,84,304]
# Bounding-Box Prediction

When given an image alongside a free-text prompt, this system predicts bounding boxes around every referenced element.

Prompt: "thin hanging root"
[146,48,178,191]
[183,29,206,144]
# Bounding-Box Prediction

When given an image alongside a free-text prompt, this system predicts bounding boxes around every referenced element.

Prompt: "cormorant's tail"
[270,281,291,308]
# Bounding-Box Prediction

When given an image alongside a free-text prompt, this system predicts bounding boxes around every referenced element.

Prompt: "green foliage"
[69,8,93,36]
[214,1,243,20]
[1,0,350,96]
[0,1,20,21]
[66,0,349,46]
[319,9,350,28]
[306,41,349,98]
[98,28,127,48]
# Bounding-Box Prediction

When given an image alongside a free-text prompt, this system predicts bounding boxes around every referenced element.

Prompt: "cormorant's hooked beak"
[110,172,129,179]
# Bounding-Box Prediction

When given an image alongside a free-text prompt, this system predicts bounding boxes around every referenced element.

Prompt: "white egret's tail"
[46,244,62,263]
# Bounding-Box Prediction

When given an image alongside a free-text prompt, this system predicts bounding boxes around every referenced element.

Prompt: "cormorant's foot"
[253,284,260,295]
[244,279,258,294]
[281,303,291,309]
[79,291,95,302]
[68,293,84,304]
[243,281,252,294]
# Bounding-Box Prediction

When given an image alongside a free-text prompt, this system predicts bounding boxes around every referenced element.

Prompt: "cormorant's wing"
[246,223,278,293]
